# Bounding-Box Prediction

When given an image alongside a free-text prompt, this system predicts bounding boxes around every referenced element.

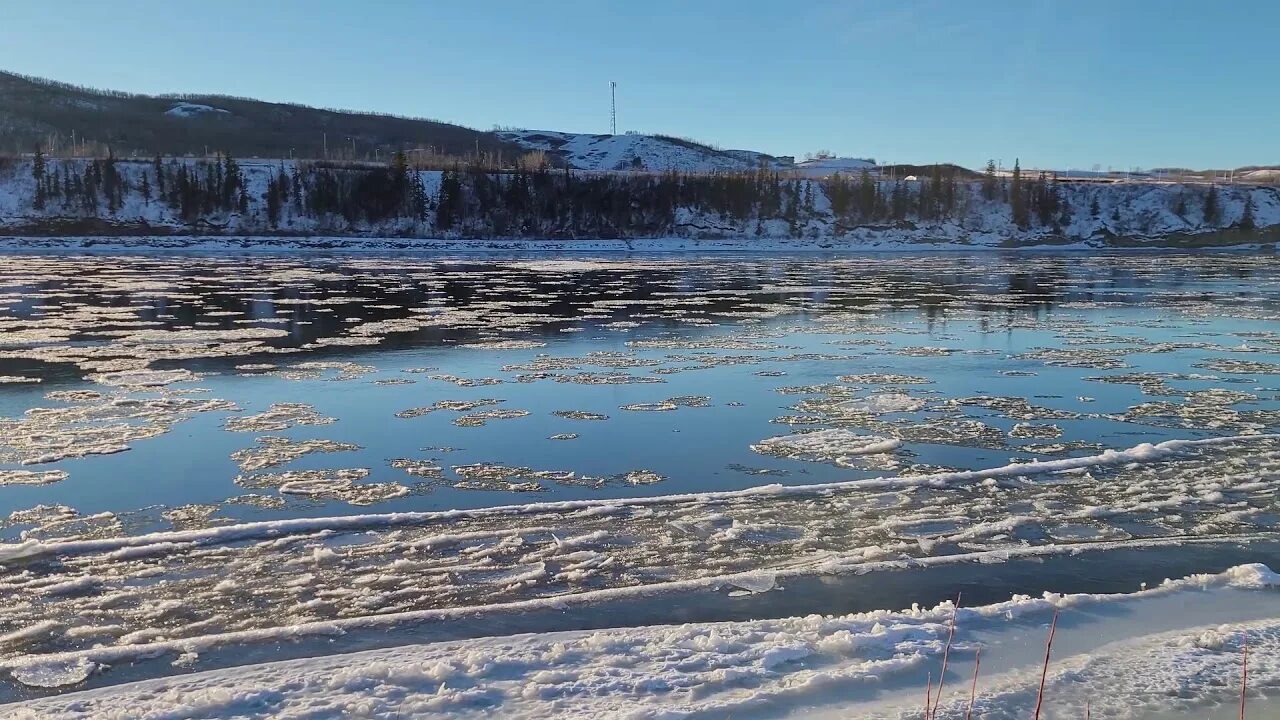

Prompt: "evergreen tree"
[1204,184,1220,225]
[890,181,908,220]
[102,149,121,214]
[277,164,291,203]
[1010,159,1028,227]
[391,151,410,207]
[982,159,997,201]
[140,172,152,205]
[1057,195,1072,230]
[1241,192,1256,230]
[858,169,876,219]
[410,169,429,220]
[32,145,46,211]
[264,176,282,227]
[153,154,165,196]
[436,169,464,230]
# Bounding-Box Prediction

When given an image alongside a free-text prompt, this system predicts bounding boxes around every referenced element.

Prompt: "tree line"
[24,148,1252,236]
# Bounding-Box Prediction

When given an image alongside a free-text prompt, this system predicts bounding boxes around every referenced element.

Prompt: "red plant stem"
[964,647,981,720]
[1033,609,1059,720]
[1241,633,1249,720]
[932,592,962,718]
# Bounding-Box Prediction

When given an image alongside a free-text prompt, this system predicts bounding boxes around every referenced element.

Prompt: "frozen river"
[1,251,1279,716]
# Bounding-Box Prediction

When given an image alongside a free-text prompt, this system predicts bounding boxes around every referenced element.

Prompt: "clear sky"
[2,0,1276,170]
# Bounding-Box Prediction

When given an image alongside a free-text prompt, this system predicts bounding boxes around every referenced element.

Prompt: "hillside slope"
[1,157,1277,249]
[496,129,784,172]
[0,71,521,161]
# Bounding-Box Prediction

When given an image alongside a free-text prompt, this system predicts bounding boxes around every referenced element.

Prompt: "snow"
[9,562,1280,719]
[791,156,877,177]
[1241,168,1280,182]
[496,129,784,172]
[0,431,1274,697]
[163,102,230,118]
[0,157,1277,248]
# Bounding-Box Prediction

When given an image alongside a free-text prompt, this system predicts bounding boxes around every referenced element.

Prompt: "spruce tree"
[153,154,165,196]
[1010,159,1027,227]
[265,176,281,227]
[982,159,997,201]
[1204,184,1220,225]
[1241,192,1256,230]
[32,145,46,211]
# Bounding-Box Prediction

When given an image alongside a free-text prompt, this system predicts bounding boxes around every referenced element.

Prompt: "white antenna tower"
[610,81,617,135]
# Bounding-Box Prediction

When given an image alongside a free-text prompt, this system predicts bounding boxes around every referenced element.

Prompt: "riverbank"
[0,231,1276,254]
[2,158,1278,251]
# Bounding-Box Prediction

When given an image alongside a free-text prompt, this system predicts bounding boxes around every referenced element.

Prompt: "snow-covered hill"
[496,130,784,172]
[791,156,876,177]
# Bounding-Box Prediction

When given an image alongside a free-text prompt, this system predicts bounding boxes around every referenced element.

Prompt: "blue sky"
[1,0,1275,170]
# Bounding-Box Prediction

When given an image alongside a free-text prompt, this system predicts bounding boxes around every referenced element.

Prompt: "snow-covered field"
[8,563,1278,719]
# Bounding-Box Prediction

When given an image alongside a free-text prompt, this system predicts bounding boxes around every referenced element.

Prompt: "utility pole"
[323,132,328,159]
[610,81,617,135]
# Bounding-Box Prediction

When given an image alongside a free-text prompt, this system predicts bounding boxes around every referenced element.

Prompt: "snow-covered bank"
[1,157,1278,249]
[0,233,1275,256]
[7,563,1278,719]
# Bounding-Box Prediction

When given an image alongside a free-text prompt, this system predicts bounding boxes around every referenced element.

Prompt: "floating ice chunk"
[1010,422,1064,439]
[838,392,925,414]
[8,657,96,688]
[0,469,68,486]
[87,368,199,387]
[231,437,360,472]
[723,572,777,594]
[752,428,901,466]
[459,339,547,350]
[552,410,609,421]
[224,403,335,432]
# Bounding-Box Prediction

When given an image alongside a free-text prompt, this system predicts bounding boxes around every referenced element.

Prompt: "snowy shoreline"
[3,158,1279,253]
[9,562,1279,719]
[0,233,1275,255]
